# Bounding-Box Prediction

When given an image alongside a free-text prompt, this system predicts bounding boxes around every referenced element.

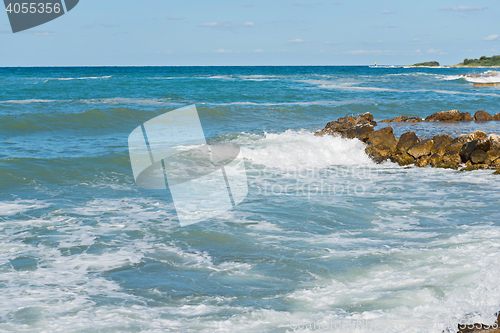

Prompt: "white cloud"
[244,21,254,26]
[332,1,343,5]
[415,49,422,53]
[411,38,420,42]
[483,34,499,41]
[213,49,232,53]
[200,22,219,27]
[253,49,265,53]
[288,39,304,43]
[440,6,486,12]
[34,31,57,36]
[199,22,233,29]
[381,10,395,14]
[426,48,445,54]
[344,50,397,55]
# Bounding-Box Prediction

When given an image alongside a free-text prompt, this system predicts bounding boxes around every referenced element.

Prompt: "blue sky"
[1,0,499,66]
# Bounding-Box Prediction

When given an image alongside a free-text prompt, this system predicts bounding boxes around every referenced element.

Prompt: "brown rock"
[473,110,494,122]
[460,164,490,171]
[492,159,500,168]
[365,126,398,163]
[343,123,374,142]
[436,162,459,170]
[494,168,500,175]
[415,156,431,167]
[459,112,473,121]
[379,119,390,123]
[366,126,397,150]
[494,113,500,121]
[442,150,462,165]
[487,148,500,161]
[470,150,490,164]
[389,115,408,122]
[425,110,461,122]
[468,130,487,141]
[430,153,443,167]
[396,131,419,153]
[365,145,391,163]
[402,117,423,123]
[393,152,415,166]
[354,112,374,124]
[407,139,434,159]
[445,135,469,153]
[460,139,491,162]
[489,134,500,149]
[431,134,453,155]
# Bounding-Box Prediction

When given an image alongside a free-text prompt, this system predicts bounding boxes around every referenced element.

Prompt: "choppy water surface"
[1,66,500,333]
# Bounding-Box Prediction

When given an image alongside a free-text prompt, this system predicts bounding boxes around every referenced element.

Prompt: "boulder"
[489,134,500,149]
[487,148,500,161]
[468,130,487,141]
[494,113,500,121]
[415,156,431,167]
[473,110,494,122]
[470,150,490,164]
[425,110,461,122]
[407,139,434,159]
[354,112,374,124]
[396,131,419,153]
[430,153,443,167]
[436,162,460,170]
[431,134,453,155]
[442,150,462,165]
[402,117,423,123]
[393,152,415,166]
[494,168,500,175]
[365,126,398,163]
[459,112,473,121]
[366,126,397,150]
[343,123,374,141]
[460,164,490,171]
[389,115,408,122]
[459,139,491,162]
[445,135,469,153]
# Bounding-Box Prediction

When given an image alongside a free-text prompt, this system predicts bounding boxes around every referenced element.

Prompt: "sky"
[0,0,499,66]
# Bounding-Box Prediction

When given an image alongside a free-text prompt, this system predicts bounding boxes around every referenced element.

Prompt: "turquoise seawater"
[1,66,500,332]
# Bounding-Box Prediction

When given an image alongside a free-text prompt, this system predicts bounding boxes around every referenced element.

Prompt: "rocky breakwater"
[315,110,500,173]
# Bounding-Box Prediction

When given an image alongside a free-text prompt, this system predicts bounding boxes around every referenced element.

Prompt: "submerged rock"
[474,110,494,122]
[460,112,473,121]
[425,110,461,122]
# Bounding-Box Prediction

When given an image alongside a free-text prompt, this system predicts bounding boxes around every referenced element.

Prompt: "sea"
[1,66,500,333]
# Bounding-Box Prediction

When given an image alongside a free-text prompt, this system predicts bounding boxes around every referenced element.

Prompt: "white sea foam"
[461,70,500,83]
[0,200,51,216]
[237,130,374,169]
[51,75,112,81]
[0,99,62,104]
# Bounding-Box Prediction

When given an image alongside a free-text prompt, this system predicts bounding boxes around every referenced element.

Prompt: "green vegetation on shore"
[411,61,440,67]
[458,55,500,67]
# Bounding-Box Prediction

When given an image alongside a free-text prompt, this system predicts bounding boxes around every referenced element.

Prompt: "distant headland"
[408,55,500,68]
